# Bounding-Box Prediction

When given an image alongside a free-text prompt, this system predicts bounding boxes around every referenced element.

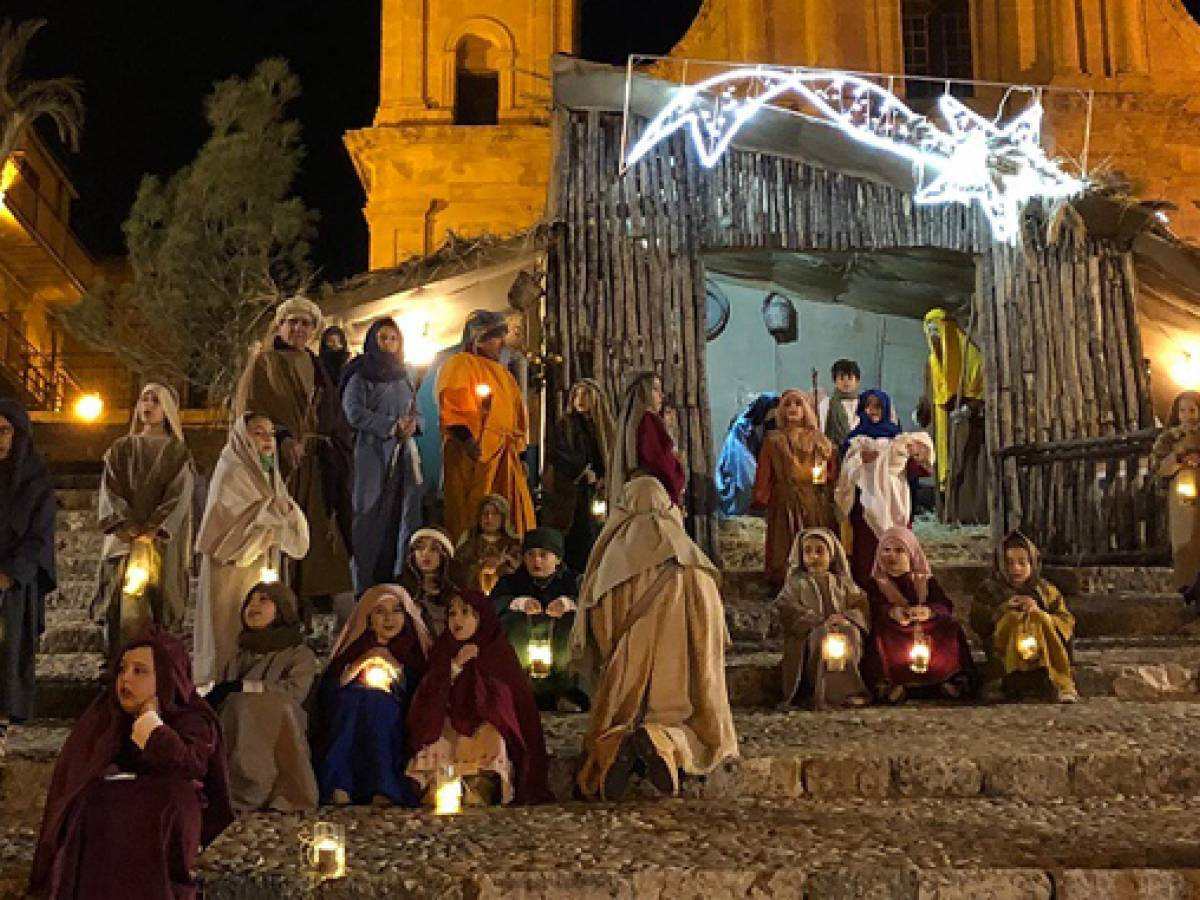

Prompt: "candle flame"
[909,630,931,674]
[1178,480,1197,500]
[590,498,608,519]
[258,567,280,584]
[527,639,553,679]
[362,663,393,690]
[123,565,150,596]
[474,383,493,399]
[435,777,463,815]
[822,633,847,661]
[1016,633,1039,660]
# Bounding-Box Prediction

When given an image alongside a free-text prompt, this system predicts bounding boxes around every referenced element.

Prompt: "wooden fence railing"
[996,429,1169,565]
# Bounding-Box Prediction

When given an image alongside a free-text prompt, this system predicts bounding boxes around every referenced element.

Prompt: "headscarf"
[786,526,852,580]
[575,476,716,628]
[924,308,984,403]
[463,309,508,351]
[272,294,323,332]
[338,317,408,394]
[844,389,902,446]
[29,627,234,895]
[994,529,1045,594]
[566,378,614,466]
[194,413,309,565]
[329,584,432,663]
[129,382,184,439]
[406,590,551,804]
[319,326,351,386]
[0,399,56,596]
[236,581,305,654]
[871,526,931,606]
[410,526,456,561]
[776,389,831,457]
[457,494,519,546]
[608,371,665,507]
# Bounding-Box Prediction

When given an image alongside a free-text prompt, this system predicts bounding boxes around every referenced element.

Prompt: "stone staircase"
[6,507,1200,897]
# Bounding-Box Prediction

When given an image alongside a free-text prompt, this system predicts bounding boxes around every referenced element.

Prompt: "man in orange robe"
[437,310,535,543]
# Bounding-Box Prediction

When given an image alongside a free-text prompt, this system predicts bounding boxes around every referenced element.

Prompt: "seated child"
[775,527,871,709]
[863,527,976,704]
[972,531,1077,703]
[28,627,234,900]
[492,527,589,713]
[205,582,319,813]
[398,527,462,636]
[314,584,432,806]
[454,494,522,594]
[406,591,551,807]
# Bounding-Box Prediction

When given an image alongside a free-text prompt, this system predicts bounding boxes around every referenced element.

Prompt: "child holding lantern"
[752,389,838,588]
[455,494,523,594]
[775,528,871,710]
[863,527,975,704]
[1152,391,1200,595]
[972,531,1077,703]
[492,527,588,713]
[406,591,551,807]
[313,584,431,806]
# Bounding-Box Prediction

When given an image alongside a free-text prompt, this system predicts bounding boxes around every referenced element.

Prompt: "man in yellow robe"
[437,310,536,543]
[919,307,989,524]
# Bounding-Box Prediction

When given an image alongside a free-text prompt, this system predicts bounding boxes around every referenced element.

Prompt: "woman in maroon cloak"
[29,626,234,900]
[406,590,551,806]
[862,527,976,704]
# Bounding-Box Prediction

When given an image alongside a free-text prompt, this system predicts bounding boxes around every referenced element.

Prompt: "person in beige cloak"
[193,413,309,687]
[92,383,195,654]
[204,581,319,814]
[775,527,871,710]
[234,295,354,618]
[572,476,738,800]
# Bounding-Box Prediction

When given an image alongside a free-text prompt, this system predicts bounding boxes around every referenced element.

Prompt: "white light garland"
[624,68,1085,244]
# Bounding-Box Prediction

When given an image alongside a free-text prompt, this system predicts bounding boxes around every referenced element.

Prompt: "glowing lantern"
[590,498,608,520]
[122,565,150,597]
[527,638,553,679]
[1172,352,1200,390]
[811,462,827,485]
[474,383,493,402]
[258,567,280,584]
[821,632,848,672]
[307,822,346,879]
[909,628,931,674]
[1016,631,1039,661]
[434,767,463,816]
[1177,468,1198,503]
[360,658,396,691]
[73,393,104,422]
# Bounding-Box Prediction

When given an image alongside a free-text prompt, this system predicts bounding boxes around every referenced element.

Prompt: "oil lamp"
[527,638,553,679]
[811,462,826,485]
[122,564,150,596]
[1177,468,1198,502]
[909,627,931,674]
[1016,630,1039,661]
[307,822,346,879]
[590,497,608,520]
[360,657,397,691]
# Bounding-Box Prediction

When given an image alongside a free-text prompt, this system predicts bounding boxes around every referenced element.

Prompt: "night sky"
[5,0,701,282]
[6,1,1199,281]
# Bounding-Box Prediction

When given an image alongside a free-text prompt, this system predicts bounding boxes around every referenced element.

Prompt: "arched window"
[903,0,973,98]
[454,34,499,125]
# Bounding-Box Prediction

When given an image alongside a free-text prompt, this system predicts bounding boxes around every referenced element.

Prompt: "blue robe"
[343,374,423,590]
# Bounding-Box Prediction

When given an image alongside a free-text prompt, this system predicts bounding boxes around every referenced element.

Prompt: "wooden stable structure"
[544,60,1168,563]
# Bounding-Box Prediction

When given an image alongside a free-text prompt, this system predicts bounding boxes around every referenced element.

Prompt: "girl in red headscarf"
[406,590,551,806]
[29,626,234,900]
[862,527,976,704]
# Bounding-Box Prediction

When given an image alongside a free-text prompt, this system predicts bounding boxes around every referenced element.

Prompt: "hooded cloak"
[454,493,522,593]
[608,371,685,507]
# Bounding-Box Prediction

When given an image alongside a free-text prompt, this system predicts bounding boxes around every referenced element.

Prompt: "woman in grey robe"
[204,581,318,813]
[341,317,423,590]
[92,383,195,653]
[0,399,56,736]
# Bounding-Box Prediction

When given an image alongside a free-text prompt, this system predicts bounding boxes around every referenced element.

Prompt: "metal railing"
[0,312,80,410]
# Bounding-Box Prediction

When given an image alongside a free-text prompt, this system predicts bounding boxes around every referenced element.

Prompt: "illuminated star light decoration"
[623,68,1085,244]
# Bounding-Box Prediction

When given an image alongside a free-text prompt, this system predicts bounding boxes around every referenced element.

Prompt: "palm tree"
[0,18,84,168]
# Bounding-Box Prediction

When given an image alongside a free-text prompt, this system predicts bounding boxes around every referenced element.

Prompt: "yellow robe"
[924,308,984,488]
[974,577,1075,694]
[436,352,535,543]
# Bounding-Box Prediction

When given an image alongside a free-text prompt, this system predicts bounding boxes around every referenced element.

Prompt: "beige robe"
[219,643,319,814]
[237,345,352,598]
[1153,427,1200,590]
[94,434,195,651]
[776,569,870,709]
[193,418,309,685]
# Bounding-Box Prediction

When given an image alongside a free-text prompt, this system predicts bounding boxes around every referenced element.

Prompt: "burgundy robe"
[862,573,975,691]
[636,412,685,505]
[29,627,233,900]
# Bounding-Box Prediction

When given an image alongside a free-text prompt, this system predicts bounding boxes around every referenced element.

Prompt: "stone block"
[894,756,983,798]
[1112,664,1196,699]
[1055,869,1200,899]
[1071,754,1153,797]
[804,756,893,799]
[917,869,1052,899]
[805,866,919,900]
[981,755,1071,800]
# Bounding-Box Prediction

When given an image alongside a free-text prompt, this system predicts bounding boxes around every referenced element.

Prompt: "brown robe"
[236,340,354,598]
[752,428,837,587]
[94,435,195,651]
